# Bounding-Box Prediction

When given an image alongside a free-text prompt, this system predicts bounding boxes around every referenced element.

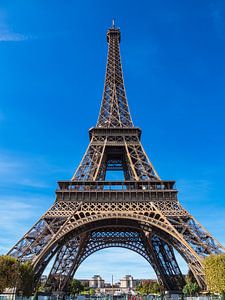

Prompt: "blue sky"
[0,0,225,283]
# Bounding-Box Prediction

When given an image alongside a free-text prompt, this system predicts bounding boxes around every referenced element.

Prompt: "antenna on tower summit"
[112,19,115,28]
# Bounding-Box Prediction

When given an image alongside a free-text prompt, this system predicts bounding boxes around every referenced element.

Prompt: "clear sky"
[0,0,225,283]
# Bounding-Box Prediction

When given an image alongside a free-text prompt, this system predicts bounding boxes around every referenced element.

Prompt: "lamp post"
[112,275,114,300]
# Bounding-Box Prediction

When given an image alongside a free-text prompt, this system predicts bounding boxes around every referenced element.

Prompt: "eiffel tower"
[8,22,225,293]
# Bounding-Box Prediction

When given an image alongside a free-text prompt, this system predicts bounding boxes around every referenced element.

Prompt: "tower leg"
[142,231,185,291]
[45,233,89,292]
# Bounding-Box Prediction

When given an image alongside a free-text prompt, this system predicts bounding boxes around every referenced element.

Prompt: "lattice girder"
[97,27,133,128]
[8,198,225,290]
[149,235,185,290]
[72,131,159,181]
[45,227,185,292]
[45,233,89,292]
[8,202,82,262]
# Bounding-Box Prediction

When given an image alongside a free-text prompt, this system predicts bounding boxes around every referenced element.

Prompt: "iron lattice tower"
[8,23,225,293]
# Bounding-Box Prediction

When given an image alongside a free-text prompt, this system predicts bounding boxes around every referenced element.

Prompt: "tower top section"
[97,23,133,128]
[107,19,121,43]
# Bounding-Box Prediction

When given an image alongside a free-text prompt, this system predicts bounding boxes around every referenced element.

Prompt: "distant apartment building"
[120,275,136,289]
[89,275,105,288]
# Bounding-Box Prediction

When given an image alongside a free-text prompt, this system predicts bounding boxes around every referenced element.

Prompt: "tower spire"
[97,24,133,128]
[112,18,115,29]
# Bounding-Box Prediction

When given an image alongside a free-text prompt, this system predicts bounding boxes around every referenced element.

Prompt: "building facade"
[89,275,105,288]
[120,275,136,289]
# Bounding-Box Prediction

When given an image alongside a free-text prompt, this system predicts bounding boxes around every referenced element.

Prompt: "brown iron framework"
[8,22,225,293]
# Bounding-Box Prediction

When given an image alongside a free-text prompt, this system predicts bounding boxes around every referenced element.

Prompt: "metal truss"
[97,25,133,128]
[72,134,159,181]
[7,22,225,294]
[45,227,185,292]
[150,235,185,290]
[45,233,89,292]
[8,198,225,290]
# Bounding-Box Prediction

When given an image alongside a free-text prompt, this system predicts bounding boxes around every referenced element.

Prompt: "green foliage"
[69,279,85,295]
[80,290,90,295]
[182,282,199,296]
[17,261,35,297]
[221,291,225,300]
[204,254,225,294]
[0,255,34,296]
[183,269,200,296]
[89,288,95,296]
[36,283,45,292]
[0,255,20,293]
[136,281,160,295]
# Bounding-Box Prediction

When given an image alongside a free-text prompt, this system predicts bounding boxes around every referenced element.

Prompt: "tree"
[0,255,35,296]
[150,282,160,294]
[0,255,20,293]
[136,283,144,295]
[204,254,225,294]
[136,281,160,295]
[69,279,84,296]
[89,288,95,296]
[182,282,199,296]
[17,262,35,297]
[182,269,200,297]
